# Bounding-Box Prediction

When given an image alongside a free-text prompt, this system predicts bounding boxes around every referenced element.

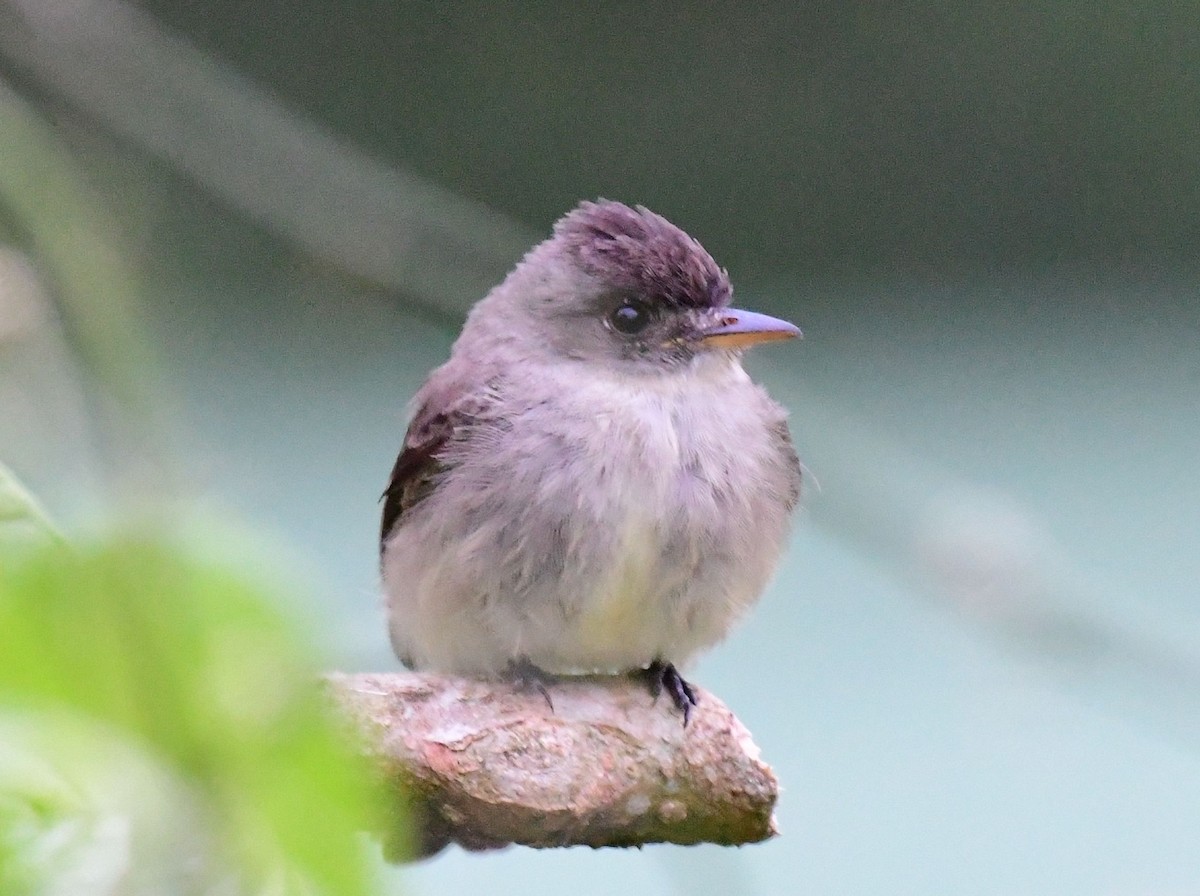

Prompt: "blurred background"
[3,2,1200,893]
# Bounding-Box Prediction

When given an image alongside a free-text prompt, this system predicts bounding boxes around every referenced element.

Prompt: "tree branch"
[326,672,779,858]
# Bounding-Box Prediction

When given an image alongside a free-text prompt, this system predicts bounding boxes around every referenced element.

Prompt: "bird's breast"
[570,506,662,651]
[538,366,770,664]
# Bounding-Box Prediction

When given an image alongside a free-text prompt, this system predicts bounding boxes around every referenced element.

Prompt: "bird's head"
[467,200,800,375]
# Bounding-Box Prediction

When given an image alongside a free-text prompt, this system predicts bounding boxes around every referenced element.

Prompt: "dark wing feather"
[379,413,451,546]
[379,376,492,551]
[774,418,803,511]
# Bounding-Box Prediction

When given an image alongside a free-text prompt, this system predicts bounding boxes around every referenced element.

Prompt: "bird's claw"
[504,657,556,711]
[643,660,699,726]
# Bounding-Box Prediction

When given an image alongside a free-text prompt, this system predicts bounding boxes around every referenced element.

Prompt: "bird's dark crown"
[555,200,732,311]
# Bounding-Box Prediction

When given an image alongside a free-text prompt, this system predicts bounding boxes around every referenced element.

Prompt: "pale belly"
[532,514,675,671]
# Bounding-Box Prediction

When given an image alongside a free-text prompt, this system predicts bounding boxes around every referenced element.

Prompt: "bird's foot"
[503,657,556,711]
[642,659,699,726]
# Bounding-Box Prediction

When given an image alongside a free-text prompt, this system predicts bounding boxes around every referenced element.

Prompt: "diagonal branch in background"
[327,672,779,859]
[0,0,534,318]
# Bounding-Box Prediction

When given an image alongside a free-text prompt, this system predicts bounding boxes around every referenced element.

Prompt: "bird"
[381,200,802,724]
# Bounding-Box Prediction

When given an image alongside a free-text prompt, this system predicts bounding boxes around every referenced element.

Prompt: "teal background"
[3,3,1200,893]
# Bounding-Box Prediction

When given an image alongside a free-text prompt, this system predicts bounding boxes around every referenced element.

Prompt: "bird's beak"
[700,308,802,349]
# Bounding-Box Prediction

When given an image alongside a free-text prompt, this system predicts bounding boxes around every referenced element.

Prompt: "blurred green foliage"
[0,466,381,894]
[0,80,164,445]
[0,464,60,556]
[0,56,392,892]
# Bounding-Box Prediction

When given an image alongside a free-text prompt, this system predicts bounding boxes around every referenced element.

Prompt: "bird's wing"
[380,376,493,550]
[774,418,803,511]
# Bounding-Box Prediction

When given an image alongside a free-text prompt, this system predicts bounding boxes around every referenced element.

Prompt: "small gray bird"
[381,200,801,722]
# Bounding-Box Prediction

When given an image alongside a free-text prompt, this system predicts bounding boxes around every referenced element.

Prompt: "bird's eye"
[608,300,653,335]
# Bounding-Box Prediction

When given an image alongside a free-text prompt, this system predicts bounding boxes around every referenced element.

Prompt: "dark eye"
[608,300,653,335]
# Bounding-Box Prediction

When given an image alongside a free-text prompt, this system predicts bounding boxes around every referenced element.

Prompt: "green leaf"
[0,532,382,894]
[0,462,60,558]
